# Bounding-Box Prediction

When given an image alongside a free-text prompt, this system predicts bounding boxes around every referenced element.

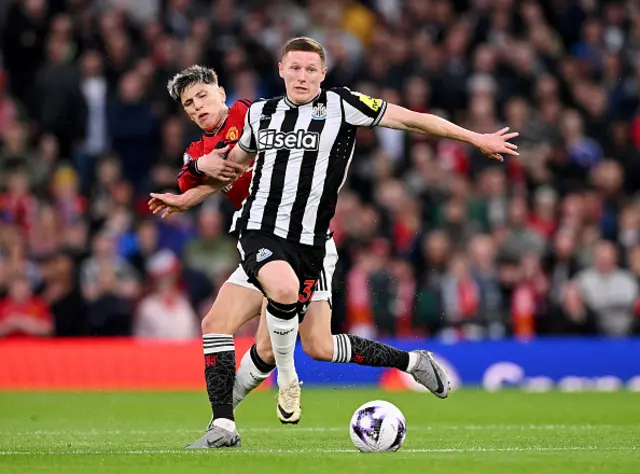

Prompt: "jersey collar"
[284,90,321,108]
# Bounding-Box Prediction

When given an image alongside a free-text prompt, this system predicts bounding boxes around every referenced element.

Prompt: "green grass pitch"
[0,389,638,473]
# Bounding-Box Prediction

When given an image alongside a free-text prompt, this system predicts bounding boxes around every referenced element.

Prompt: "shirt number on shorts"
[298,279,317,303]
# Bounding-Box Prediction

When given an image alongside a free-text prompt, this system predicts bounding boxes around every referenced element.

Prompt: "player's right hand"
[473,127,519,162]
[148,193,190,219]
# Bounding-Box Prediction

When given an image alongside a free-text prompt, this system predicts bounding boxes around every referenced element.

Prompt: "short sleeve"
[331,87,388,127]
[238,105,258,153]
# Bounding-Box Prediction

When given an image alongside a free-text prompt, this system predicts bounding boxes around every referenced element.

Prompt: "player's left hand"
[474,127,519,162]
[148,193,190,219]
[197,145,244,181]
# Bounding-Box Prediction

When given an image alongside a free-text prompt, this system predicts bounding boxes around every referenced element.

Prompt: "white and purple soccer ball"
[349,400,407,452]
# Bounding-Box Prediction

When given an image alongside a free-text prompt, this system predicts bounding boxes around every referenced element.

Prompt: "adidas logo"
[256,248,273,263]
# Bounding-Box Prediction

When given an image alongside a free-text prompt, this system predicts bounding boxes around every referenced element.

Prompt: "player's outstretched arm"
[379,103,519,162]
[148,180,223,219]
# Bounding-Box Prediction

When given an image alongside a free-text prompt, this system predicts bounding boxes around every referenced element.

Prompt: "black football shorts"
[237,230,325,318]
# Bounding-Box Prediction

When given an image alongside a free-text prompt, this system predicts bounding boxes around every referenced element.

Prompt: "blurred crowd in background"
[1,0,640,341]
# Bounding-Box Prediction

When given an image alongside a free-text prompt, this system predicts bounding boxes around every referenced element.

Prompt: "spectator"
[0,273,52,337]
[468,234,504,337]
[183,206,237,288]
[575,241,639,337]
[441,253,481,340]
[80,230,140,336]
[500,198,546,261]
[34,36,87,159]
[414,231,450,334]
[511,254,549,340]
[76,49,109,192]
[0,121,38,183]
[561,109,603,172]
[547,282,597,335]
[544,228,581,306]
[39,251,87,337]
[134,250,199,340]
[1,167,38,234]
[107,72,159,189]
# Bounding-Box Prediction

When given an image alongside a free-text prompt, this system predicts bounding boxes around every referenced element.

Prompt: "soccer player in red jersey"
[150,66,264,448]
[150,66,341,448]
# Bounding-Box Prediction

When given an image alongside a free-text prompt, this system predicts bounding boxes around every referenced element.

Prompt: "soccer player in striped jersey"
[155,65,432,448]
[193,36,518,436]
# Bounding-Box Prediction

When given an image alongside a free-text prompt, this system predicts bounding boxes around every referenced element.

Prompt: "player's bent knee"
[201,309,235,335]
[257,262,299,304]
[268,285,299,305]
[301,336,333,362]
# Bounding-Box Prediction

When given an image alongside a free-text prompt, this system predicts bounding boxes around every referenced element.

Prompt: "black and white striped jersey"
[231,87,388,247]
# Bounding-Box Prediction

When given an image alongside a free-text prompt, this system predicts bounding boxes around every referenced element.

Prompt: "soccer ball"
[349,400,407,452]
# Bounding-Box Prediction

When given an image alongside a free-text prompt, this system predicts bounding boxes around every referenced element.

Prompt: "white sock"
[405,352,419,373]
[212,418,236,432]
[265,300,299,387]
[233,347,274,409]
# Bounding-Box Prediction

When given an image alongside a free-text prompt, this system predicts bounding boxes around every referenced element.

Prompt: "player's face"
[181,83,227,132]
[279,51,327,104]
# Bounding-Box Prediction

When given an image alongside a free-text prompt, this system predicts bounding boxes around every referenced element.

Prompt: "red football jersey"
[178,99,253,209]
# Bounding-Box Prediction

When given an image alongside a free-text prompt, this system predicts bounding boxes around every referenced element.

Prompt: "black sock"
[250,343,276,372]
[203,334,236,422]
[332,334,410,371]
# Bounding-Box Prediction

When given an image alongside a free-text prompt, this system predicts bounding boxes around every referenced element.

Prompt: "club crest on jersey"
[257,129,320,151]
[226,126,239,141]
[256,248,273,263]
[183,153,192,165]
[312,103,327,120]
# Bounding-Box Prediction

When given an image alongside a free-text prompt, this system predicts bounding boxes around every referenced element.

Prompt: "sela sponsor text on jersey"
[257,129,320,151]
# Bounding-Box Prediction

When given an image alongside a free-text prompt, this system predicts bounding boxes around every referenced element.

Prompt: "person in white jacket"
[134,250,200,340]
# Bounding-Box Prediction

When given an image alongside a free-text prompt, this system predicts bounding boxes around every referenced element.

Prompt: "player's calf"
[257,262,303,424]
[331,334,450,399]
[300,334,334,362]
[233,343,275,410]
[196,283,263,440]
[257,261,300,388]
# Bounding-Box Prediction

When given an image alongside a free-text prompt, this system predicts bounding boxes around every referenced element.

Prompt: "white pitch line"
[0,424,628,436]
[0,446,636,456]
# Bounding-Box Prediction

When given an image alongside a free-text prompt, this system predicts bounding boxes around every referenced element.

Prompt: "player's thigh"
[202,280,263,335]
[257,260,299,303]
[237,231,299,303]
[299,300,334,361]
